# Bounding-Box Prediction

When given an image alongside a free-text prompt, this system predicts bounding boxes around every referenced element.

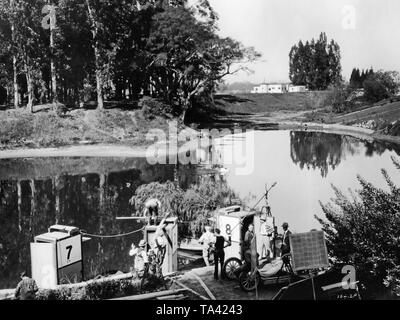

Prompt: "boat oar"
[190,272,217,300]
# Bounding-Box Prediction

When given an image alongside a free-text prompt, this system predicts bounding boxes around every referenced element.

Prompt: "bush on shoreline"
[323,85,353,113]
[0,108,171,149]
[131,179,241,238]
[35,278,162,301]
[316,157,400,299]
[139,96,177,120]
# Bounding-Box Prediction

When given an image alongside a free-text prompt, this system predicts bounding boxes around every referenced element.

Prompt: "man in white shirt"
[260,217,275,259]
[198,226,215,267]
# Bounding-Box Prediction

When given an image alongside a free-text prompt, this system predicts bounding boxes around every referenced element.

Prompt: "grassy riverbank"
[186,92,331,125]
[195,92,400,126]
[1,93,326,151]
[188,92,400,142]
[213,92,330,114]
[2,92,400,151]
[0,108,174,150]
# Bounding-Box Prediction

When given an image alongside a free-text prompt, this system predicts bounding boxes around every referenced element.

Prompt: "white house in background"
[251,83,308,94]
[267,83,287,93]
[251,83,287,94]
[288,85,307,93]
[251,83,269,93]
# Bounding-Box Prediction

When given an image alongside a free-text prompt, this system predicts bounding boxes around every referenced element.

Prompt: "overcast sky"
[208,0,400,84]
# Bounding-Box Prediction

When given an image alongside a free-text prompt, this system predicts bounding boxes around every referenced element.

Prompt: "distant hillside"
[218,82,256,94]
[186,91,330,124]
[213,92,330,114]
[332,99,400,125]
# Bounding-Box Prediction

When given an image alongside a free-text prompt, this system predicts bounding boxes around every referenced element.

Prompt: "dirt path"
[213,110,312,124]
[0,144,148,159]
[211,110,400,145]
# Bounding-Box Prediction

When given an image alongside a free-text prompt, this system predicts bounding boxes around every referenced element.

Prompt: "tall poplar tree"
[289,32,342,90]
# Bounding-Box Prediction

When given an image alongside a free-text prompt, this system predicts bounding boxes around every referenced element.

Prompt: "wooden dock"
[1,267,282,301]
[169,266,281,300]
[107,266,283,301]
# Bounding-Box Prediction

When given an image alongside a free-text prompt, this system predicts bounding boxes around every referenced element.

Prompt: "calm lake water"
[1,130,400,289]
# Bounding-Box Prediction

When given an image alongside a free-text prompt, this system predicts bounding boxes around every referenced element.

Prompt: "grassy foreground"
[0,108,172,150]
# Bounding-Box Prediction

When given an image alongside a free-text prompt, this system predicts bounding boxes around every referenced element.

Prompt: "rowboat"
[178,238,204,262]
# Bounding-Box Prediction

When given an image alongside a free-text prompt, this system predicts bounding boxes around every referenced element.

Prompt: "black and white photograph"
[0,0,400,308]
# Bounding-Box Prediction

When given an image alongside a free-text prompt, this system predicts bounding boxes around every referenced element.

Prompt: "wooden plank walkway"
[170,266,281,300]
[111,289,187,301]
[1,268,282,301]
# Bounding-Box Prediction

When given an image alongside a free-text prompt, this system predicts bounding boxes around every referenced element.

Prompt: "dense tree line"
[363,70,400,103]
[0,0,259,120]
[348,67,399,103]
[327,67,400,113]
[289,32,342,91]
[349,68,374,89]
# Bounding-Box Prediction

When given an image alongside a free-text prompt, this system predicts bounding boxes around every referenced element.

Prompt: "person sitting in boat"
[129,240,149,279]
[198,226,215,267]
[144,198,162,226]
[281,222,292,256]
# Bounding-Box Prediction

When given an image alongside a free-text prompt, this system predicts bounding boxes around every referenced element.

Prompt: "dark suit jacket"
[244,231,254,250]
[282,230,292,252]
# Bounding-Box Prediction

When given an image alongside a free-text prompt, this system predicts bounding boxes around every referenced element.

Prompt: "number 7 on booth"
[56,235,82,268]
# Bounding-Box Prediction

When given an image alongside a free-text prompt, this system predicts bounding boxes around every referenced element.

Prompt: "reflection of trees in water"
[363,140,400,157]
[290,131,400,177]
[0,157,199,289]
[290,132,360,177]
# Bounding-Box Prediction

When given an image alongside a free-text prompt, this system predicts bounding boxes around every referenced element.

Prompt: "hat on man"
[138,240,147,248]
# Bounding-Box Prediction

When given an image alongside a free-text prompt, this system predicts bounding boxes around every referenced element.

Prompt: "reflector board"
[289,231,329,271]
